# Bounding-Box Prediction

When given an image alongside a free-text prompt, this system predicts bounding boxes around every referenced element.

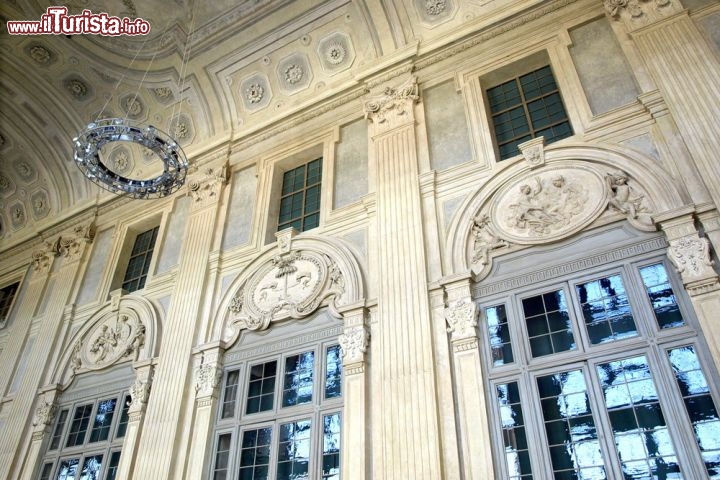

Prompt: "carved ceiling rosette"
[70,313,146,377]
[224,249,346,341]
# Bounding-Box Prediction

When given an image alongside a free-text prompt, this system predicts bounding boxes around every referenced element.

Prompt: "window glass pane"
[212,433,232,480]
[488,65,572,162]
[56,458,80,480]
[246,361,277,414]
[536,369,605,479]
[576,275,637,344]
[39,462,54,480]
[221,370,240,419]
[278,159,323,232]
[485,304,514,366]
[325,345,342,399]
[88,398,116,443]
[122,226,159,293]
[496,382,533,479]
[322,414,341,480]
[239,427,272,480]
[283,351,315,407]
[0,281,19,321]
[66,404,93,447]
[522,290,575,357]
[50,409,69,450]
[78,454,102,480]
[115,396,130,439]
[640,264,685,329]
[668,345,720,477]
[105,452,121,480]
[597,356,682,478]
[277,420,312,480]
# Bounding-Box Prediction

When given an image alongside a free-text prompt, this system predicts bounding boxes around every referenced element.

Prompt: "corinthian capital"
[604,0,679,30]
[364,76,419,132]
[187,164,228,207]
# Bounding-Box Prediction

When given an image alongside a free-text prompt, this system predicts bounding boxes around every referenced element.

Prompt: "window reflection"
[89,399,116,443]
[277,419,312,479]
[640,264,684,329]
[322,414,341,479]
[522,290,575,357]
[66,404,93,447]
[496,382,532,479]
[486,305,514,366]
[57,458,80,480]
[325,346,342,399]
[283,352,314,407]
[668,345,720,477]
[537,369,605,479]
[597,356,682,478]
[576,275,637,344]
[78,454,103,480]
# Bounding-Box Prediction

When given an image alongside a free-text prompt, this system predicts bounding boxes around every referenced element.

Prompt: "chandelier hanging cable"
[72,15,193,199]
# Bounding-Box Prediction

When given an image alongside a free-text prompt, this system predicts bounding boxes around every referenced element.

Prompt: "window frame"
[39,388,130,480]
[211,327,343,480]
[480,253,720,479]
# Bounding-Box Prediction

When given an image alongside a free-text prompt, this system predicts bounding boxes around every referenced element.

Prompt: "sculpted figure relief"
[605,170,646,219]
[471,214,509,266]
[509,175,587,235]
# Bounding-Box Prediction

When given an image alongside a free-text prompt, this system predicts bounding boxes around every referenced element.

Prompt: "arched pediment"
[51,293,161,390]
[446,142,687,279]
[217,229,365,348]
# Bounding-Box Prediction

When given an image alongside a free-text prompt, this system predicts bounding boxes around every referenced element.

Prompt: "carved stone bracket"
[339,324,370,370]
[188,164,228,207]
[364,76,419,133]
[445,298,478,343]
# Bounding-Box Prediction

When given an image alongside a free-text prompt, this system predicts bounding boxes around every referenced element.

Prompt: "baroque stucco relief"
[461,152,659,278]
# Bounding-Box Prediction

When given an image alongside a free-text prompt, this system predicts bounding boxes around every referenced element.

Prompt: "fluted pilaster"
[132,166,226,478]
[364,76,442,479]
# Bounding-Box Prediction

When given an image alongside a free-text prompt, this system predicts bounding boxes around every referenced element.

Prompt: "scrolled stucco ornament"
[129,377,151,408]
[224,249,346,341]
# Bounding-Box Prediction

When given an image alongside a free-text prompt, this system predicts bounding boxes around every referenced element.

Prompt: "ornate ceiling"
[0,0,540,249]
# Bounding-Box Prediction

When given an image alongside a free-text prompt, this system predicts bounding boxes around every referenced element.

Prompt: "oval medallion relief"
[490,167,606,244]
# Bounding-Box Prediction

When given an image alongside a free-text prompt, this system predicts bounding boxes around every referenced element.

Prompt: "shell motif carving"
[490,167,606,244]
[225,250,346,338]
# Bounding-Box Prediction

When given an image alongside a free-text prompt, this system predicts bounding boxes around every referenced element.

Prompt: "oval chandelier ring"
[73,118,188,199]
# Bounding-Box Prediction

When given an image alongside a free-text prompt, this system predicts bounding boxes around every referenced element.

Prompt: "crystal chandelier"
[73,118,188,199]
